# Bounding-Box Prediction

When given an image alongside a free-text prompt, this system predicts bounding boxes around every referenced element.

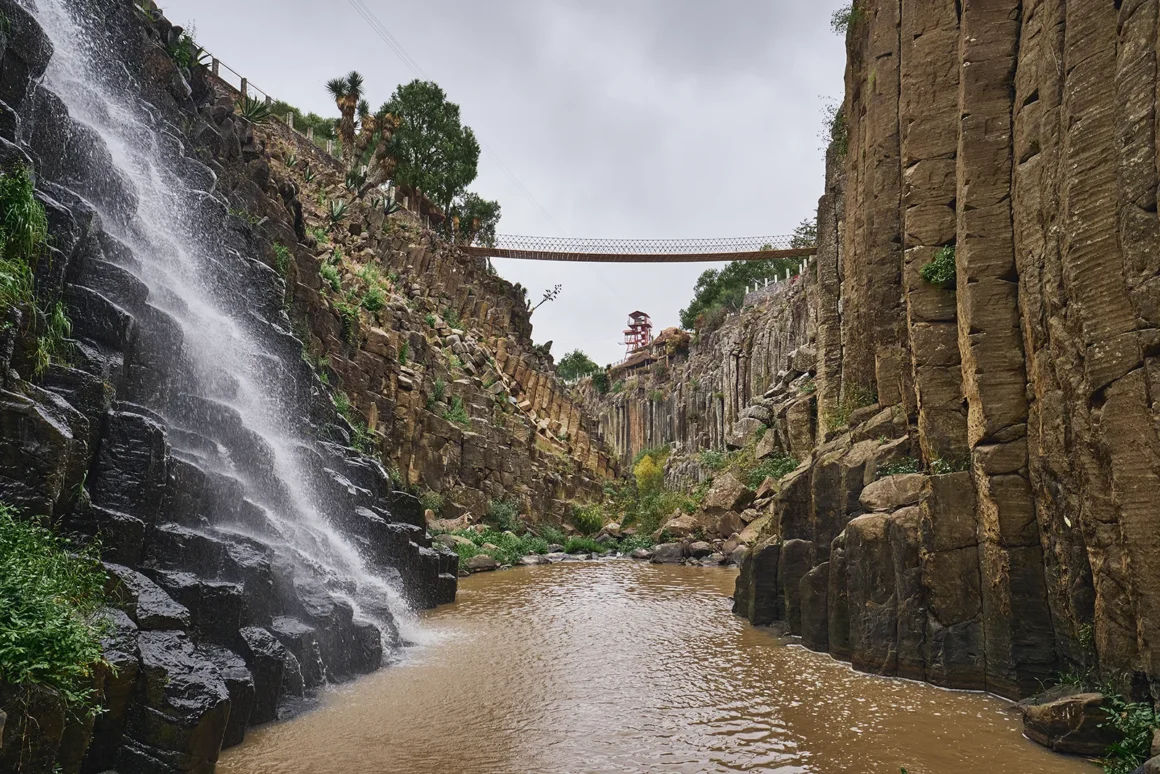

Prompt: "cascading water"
[27,0,422,646]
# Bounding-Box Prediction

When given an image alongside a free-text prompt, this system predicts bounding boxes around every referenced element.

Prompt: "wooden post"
[265,95,272,106]
[286,112,294,130]
[307,126,314,141]
[326,139,334,155]
[240,78,248,97]
[212,58,220,76]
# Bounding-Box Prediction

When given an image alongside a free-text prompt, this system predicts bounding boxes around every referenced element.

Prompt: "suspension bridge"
[462,235,817,263]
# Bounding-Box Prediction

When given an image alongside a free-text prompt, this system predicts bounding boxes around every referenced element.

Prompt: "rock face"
[0,0,467,770]
[589,0,1160,706]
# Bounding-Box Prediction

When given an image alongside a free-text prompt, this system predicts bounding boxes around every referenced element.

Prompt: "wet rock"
[778,539,815,636]
[733,539,780,625]
[546,544,565,553]
[729,544,747,566]
[715,510,745,539]
[465,554,499,572]
[800,563,830,653]
[104,563,191,631]
[688,541,714,559]
[1020,692,1119,757]
[196,646,254,750]
[706,552,726,565]
[433,533,473,550]
[650,543,685,564]
[845,515,896,674]
[349,620,383,675]
[120,631,230,774]
[519,554,550,566]
[0,0,53,111]
[0,386,88,519]
[270,617,325,689]
[82,608,140,773]
[0,684,66,774]
[237,627,286,725]
[630,548,653,560]
[89,411,169,524]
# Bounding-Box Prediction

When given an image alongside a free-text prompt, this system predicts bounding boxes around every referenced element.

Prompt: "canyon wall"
[602,0,1160,702]
[0,0,613,770]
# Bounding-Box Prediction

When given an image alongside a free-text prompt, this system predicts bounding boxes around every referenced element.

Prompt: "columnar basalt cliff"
[0,0,612,771]
[593,0,1160,703]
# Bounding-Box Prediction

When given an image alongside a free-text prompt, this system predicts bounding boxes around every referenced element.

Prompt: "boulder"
[0,684,66,774]
[733,539,780,625]
[519,555,550,566]
[726,417,766,449]
[630,548,653,560]
[738,514,772,545]
[1139,757,1160,774]
[433,533,474,550]
[597,522,623,540]
[197,646,255,750]
[715,510,745,539]
[650,543,685,564]
[859,473,926,512]
[688,541,714,558]
[755,430,779,461]
[653,512,700,540]
[706,553,726,565]
[103,563,191,631]
[82,608,140,772]
[546,544,565,553]
[465,554,499,572]
[702,473,756,514]
[1021,692,1120,756]
[729,544,747,566]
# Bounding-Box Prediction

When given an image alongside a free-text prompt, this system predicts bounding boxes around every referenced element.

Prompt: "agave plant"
[286,153,298,168]
[327,199,349,229]
[302,166,316,183]
[237,94,272,125]
[326,71,364,171]
[345,169,366,194]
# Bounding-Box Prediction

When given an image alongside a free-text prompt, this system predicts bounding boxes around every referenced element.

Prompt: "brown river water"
[218,561,1099,774]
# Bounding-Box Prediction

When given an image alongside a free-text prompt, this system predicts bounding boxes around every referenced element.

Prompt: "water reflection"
[219,562,1098,774]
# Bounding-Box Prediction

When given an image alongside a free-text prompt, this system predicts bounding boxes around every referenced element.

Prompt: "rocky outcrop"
[588,0,1160,708]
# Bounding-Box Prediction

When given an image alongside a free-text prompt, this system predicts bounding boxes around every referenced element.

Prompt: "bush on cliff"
[1101,693,1160,774]
[557,350,602,383]
[0,504,108,714]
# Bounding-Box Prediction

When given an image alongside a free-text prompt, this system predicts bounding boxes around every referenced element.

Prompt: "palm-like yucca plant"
[345,169,366,194]
[237,94,272,124]
[326,71,364,171]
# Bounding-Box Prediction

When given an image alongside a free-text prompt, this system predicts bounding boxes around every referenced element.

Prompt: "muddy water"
[219,562,1097,774]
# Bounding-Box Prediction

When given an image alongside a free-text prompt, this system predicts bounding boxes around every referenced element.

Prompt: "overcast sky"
[161,0,848,366]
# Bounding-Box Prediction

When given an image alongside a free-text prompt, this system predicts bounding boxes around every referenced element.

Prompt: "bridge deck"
[460,234,817,263]
[462,246,818,263]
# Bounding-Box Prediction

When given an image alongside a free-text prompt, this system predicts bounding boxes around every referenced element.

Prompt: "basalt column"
[841,0,905,407]
[956,0,1056,697]
[899,0,968,464]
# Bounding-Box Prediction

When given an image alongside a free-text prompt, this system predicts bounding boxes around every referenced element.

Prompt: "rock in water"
[650,543,685,564]
[1020,692,1120,756]
[466,554,500,572]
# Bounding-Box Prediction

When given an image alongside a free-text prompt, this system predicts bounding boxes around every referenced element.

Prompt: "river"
[218,561,1099,774]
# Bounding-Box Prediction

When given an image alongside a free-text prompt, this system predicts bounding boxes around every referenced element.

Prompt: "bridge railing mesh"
[487,234,800,255]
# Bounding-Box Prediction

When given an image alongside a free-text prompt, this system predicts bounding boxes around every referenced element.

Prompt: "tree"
[557,350,601,382]
[385,80,481,213]
[326,71,365,171]
[450,193,501,247]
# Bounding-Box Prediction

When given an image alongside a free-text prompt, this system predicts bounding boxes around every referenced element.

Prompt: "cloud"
[162,0,849,365]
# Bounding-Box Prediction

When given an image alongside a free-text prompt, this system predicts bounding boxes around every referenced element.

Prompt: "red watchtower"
[623,311,653,356]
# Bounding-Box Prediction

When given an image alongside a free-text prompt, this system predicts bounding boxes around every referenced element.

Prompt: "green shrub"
[564,537,607,555]
[486,498,521,532]
[320,264,341,292]
[272,243,291,276]
[647,389,664,403]
[878,457,921,478]
[591,372,610,394]
[746,455,799,488]
[920,246,957,287]
[361,284,385,313]
[0,165,46,309]
[399,341,410,364]
[699,450,728,470]
[0,504,108,714]
[443,396,470,426]
[443,308,461,328]
[1101,694,1160,774]
[537,524,567,546]
[35,301,72,376]
[420,489,444,516]
[831,2,865,34]
[571,503,605,535]
[424,313,437,327]
[618,534,655,553]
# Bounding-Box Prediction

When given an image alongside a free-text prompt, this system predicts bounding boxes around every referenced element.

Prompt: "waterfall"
[27,0,422,645]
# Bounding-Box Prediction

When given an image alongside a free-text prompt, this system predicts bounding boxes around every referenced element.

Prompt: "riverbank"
[218,562,1097,774]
